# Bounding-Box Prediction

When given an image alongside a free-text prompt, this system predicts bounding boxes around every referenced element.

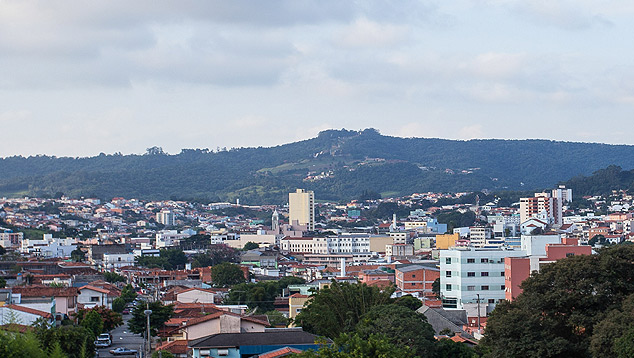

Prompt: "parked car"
[109,347,137,356]
[122,308,130,314]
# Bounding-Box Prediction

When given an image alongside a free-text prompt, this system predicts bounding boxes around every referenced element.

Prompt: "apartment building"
[289,189,315,231]
[440,248,526,311]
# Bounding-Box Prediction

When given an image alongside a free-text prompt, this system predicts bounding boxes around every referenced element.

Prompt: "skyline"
[1,1,634,157]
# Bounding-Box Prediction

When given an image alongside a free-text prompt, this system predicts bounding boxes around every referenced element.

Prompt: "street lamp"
[144,307,152,358]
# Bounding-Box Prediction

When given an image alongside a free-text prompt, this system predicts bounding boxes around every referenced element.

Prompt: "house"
[175,287,216,304]
[188,330,325,358]
[0,304,54,326]
[166,310,269,341]
[11,286,78,316]
[78,285,111,309]
[288,293,310,323]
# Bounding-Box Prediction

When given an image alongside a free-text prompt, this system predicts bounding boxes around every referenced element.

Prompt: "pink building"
[505,242,592,301]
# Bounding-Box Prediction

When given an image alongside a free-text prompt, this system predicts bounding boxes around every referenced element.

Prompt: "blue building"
[189,330,328,358]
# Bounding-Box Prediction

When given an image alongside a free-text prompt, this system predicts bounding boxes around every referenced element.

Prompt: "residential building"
[289,189,315,231]
[395,264,440,297]
[440,248,526,311]
[386,244,414,258]
[157,210,176,226]
[436,233,460,250]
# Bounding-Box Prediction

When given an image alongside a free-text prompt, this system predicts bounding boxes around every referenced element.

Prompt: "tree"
[112,297,126,313]
[152,351,175,358]
[393,295,422,311]
[0,330,48,358]
[79,309,103,338]
[70,248,85,262]
[160,248,187,270]
[294,333,415,358]
[614,327,634,358]
[354,304,436,357]
[432,278,441,299]
[211,262,246,287]
[35,325,95,358]
[120,284,138,303]
[0,277,6,288]
[192,244,240,268]
[588,234,607,247]
[481,245,634,357]
[294,281,395,338]
[436,338,478,358]
[103,271,126,283]
[128,301,174,337]
[74,306,122,332]
[264,310,289,327]
[0,245,6,255]
[243,242,259,251]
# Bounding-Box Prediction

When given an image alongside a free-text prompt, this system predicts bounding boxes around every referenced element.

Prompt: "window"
[500,285,506,290]
[481,272,489,277]
[500,271,505,276]
[446,258,452,264]
[412,274,416,278]
[446,284,452,291]
[445,271,452,278]
[481,286,489,291]
[566,253,575,257]
[467,286,475,291]
[467,258,475,263]
[467,272,475,277]
[90,296,100,302]
[488,299,495,304]
[481,258,489,263]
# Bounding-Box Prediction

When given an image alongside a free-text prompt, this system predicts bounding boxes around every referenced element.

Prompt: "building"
[440,248,526,311]
[386,244,414,258]
[289,189,315,231]
[436,233,460,250]
[289,293,310,321]
[157,210,176,226]
[395,264,440,297]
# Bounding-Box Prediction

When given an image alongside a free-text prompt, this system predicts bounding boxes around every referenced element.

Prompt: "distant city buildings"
[289,189,315,231]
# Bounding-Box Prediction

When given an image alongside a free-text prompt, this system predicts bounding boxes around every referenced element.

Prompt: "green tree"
[103,271,126,283]
[354,304,436,357]
[393,295,422,311]
[35,325,95,358]
[74,306,122,332]
[481,245,634,358]
[211,262,245,287]
[436,338,478,358]
[79,310,103,338]
[614,327,634,358]
[264,310,289,327]
[0,277,6,288]
[112,297,126,313]
[294,333,415,358]
[0,330,48,358]
[70,248,85,262]
[432,278,441,299]
[128,301,174,337]
[243,242,259,251]
[120,284,138,303]
[294,281,395,338]
[160,248,188,270]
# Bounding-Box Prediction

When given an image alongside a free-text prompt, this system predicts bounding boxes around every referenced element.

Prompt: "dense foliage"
[2,129,634,203]
[225,276,306,312]
[481,245,634,358]
[128,301,174,337]
[210,262,246,287]
[135,248,187,270]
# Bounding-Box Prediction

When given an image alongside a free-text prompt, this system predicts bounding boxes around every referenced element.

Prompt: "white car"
[109,347,138,356]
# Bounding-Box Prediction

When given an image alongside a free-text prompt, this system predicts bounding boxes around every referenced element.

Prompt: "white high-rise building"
[440,247,526,311]
[289,189,315,231]
[156,210,175,226]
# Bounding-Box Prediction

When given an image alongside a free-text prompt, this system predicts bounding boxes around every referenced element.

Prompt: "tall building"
[289,189,315,231]
[156,210,175,226]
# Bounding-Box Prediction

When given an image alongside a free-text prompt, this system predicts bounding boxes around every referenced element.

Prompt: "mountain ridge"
[2,128,634,203]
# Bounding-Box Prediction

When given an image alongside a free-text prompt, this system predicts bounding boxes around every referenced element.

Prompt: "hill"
[2,128,634,203]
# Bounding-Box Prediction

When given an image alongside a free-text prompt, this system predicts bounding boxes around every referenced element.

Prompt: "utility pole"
[144,303,152,358]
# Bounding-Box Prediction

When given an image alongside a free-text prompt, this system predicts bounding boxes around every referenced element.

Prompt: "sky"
[1,0,633,157]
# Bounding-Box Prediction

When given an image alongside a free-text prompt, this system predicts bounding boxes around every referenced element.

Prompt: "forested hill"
[563,165,634,197]
[2,128,634,204]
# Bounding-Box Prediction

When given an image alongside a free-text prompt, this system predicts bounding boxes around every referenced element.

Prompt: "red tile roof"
[5,305,52,319]
[257,346,304,358]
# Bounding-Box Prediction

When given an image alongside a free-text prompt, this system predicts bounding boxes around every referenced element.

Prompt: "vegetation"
[210,262,246,287]
[191,244,239,268]
[34,323,95,358]
[293,333,416,358]
[225,276,306,312]
[135,248,187,270]
[103,271,127,283]
[128,301,174,337]
[481,245,634,358]
[2,130,634,203]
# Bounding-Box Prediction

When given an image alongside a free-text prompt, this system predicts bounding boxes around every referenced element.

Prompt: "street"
[95,312,145,358]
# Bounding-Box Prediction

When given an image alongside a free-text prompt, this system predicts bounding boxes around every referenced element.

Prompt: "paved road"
[95,313,145,358]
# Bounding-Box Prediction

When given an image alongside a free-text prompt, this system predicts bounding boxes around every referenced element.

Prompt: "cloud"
[458,124,484,140]
[333,17,409,49]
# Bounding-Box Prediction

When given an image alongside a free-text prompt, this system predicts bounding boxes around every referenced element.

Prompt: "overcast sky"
[1,0,633,157]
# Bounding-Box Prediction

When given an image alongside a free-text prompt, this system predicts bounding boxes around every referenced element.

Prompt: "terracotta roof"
[155,340,188,354]
[257,346,304,358]
[79,285,110,294]
[289,293,309,298]
[11,286,78,297]
[5,305,52,319]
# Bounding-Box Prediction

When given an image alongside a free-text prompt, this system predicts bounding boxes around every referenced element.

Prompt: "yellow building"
[289,293,311,326]
[435,233,460,250]
[369,236,393,253]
